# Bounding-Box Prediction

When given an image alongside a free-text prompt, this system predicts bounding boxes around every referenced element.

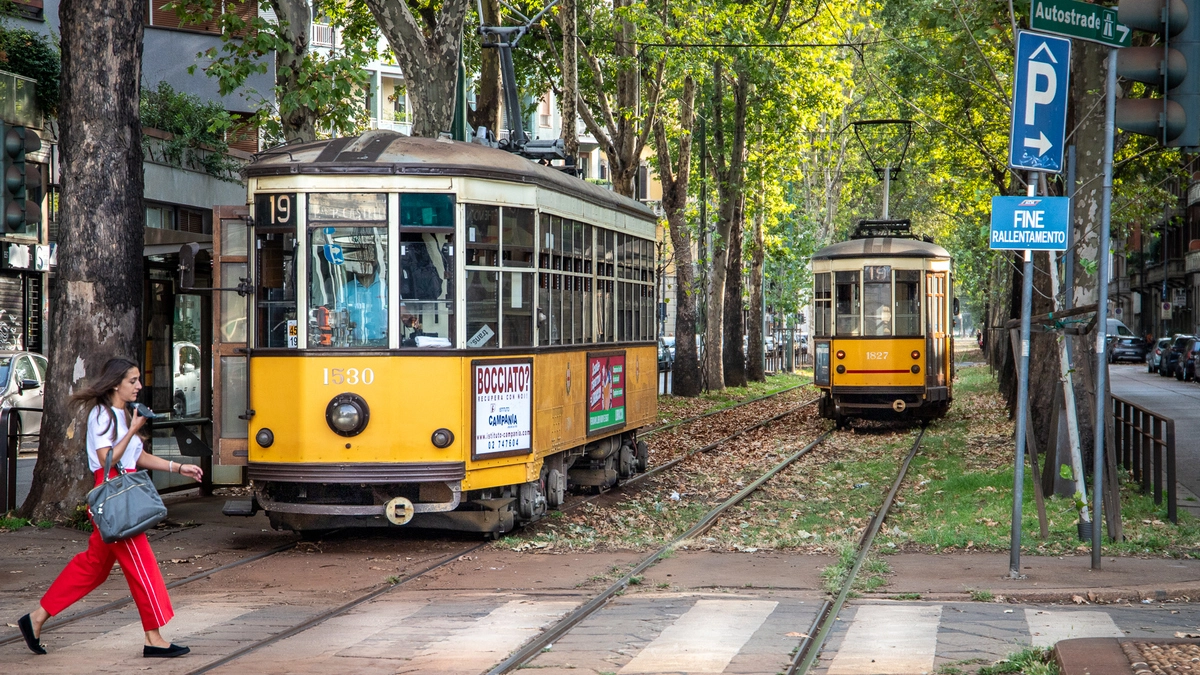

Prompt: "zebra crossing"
[5,593,1198,674]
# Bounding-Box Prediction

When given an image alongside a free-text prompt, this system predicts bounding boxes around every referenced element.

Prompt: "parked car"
[657,338,674,372]
[173,341,202,417]
[661,336,675,361]
[1147,337,1172,373]
[1162,334,1195,378]
[1107,334,1149,363]
[1180,338,1200,381]
[0,351,47,436]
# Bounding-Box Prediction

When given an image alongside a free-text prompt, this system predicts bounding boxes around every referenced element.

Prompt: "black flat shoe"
[144,643,190,658]
[18,614,46,655]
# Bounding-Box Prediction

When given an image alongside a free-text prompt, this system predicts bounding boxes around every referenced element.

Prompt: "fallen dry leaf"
[1072,595,1087,605]
[785,632,810,638]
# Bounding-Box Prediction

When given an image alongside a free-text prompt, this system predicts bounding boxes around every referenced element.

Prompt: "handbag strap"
[103,446,115,478]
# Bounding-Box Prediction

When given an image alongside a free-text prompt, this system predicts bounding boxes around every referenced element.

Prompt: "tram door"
[212,206,250,466]
[925,272,948,388]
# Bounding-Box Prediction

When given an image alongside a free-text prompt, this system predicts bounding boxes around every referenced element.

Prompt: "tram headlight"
[325,393,370,437]
[431,428,455,448]
[255,428,275,448]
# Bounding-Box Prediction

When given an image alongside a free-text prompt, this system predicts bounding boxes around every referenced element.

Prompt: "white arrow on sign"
[1116,24,1130,43]
[1023,131,1052,156]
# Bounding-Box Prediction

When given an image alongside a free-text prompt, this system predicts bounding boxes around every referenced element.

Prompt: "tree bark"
[723,191,746,388]
[703,61,748,391]
[272,0,316,143]
[467,0,500,138]
[20,0,146,521]
[365,0,469,138]
[557,0,578,162]
[747,189,765,382]
[652,76,700,396]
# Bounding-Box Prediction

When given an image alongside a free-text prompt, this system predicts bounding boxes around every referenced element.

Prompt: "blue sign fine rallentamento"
[990,196,1070,251]
[1009,31,1071,173]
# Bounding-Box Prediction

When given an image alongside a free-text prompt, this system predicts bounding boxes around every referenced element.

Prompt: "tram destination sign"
[1029,0,1131,47]
[989,196,1071,251]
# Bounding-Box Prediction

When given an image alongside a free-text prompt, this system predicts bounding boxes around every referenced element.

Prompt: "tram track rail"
[486,428,834,674]
[786,426,927,675]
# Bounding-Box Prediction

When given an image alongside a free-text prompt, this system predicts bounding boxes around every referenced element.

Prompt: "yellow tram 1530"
[811,220,956,426]
[212,132,660,536]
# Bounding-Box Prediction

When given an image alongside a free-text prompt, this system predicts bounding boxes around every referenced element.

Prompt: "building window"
[539,95,552,128]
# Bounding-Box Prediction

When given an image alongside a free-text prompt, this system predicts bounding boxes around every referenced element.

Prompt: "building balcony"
[1187,249,1200,274]
[312,23,341,48]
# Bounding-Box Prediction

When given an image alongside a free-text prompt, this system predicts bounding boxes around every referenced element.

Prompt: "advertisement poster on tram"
[587,353,626,434]
[472,359,533,458]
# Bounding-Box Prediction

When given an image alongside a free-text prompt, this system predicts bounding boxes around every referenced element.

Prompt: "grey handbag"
[86,447,168,543]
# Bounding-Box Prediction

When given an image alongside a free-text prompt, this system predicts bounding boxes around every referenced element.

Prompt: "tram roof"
[812,237,951,261]
[245,131,658,223]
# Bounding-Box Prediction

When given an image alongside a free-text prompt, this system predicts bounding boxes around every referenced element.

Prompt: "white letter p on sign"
[1024,60,1057,125]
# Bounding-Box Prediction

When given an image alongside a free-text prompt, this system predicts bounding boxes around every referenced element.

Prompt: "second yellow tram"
[811,221,954,425]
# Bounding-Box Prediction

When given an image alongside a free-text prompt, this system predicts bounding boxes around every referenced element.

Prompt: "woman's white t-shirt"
[86,405,143,472]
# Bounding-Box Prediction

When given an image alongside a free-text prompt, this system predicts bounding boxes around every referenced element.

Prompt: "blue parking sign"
[1009,31,1071,173]
[990,196,1070,251]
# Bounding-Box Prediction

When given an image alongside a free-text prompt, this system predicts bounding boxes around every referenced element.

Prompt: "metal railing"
[1112,395,1176,523]
[0,407,38,512]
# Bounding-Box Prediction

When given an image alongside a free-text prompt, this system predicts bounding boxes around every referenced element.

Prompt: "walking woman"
[18,357,202,658]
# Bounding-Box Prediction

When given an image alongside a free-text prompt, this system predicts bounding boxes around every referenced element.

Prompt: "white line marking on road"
[1024,609,1123,647]
[396,600,576,674]
[619,598,778,673]
[828,605,942,675]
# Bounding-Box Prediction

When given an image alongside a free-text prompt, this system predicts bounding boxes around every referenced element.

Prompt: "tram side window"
[863,265,892,337]
[538,214,555,346]
[466,204,499,266]
[894,270,921,337]
[597,230,615,343]
[814,273,831,338]
[255,231,297,348]
[307,193,389,349]
[465,270,499,347]
[835,271,860,336]
[502,207,534,267]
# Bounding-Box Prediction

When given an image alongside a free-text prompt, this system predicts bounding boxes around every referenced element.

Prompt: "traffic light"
[1116,0,1200,148]
[2,124,41,233]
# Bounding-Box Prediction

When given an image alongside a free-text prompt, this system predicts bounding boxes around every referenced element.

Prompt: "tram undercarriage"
[226,431,649,536]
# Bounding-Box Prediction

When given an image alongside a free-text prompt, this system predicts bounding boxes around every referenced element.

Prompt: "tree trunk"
[557,0,578,162]
[272,0,316,143]
[653,76,700,396]
[747,190,765,382]
[366,0,468,138]
[467,0,501,137]
[1066,40,1109,459]
[703,61,748,391]
[723,192,746,388]
[20,0,146,521]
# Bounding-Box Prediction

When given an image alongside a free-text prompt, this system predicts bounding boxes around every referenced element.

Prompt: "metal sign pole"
[1092,47,1117,570]
[1010,172,1037,579]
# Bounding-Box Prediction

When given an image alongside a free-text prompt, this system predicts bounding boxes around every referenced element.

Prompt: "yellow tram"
[811,220,955,425]
[213,132,659,535]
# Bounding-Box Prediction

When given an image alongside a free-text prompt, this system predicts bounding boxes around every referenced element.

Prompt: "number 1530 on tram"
[209,132,659,536]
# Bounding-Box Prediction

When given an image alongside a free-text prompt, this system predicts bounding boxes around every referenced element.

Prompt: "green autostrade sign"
[1030,0,1132,48]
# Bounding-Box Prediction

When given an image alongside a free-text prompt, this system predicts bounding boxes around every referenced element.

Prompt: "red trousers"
[40,469,174,631]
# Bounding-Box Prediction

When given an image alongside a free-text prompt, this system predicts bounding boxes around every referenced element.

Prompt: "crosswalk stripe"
[828,605,942,675]
[1024,609,1124,647]
[618,599,778,674]
[396,599,577,674]
[57,603,251,653]
[212,602,426,671]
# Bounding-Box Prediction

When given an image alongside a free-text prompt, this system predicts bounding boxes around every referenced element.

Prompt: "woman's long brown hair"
[69,357,138,441]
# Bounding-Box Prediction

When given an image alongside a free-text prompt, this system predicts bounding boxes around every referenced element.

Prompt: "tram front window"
[863,265,891,337]
[400,231,454,347]
[308,193,389,348]
[835,271,860,336]
[894,270,921,336]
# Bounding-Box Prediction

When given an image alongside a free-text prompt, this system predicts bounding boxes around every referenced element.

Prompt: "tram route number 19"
[255,193,297,228]
[322,368,375,385]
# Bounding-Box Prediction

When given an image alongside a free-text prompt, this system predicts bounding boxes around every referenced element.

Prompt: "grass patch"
[890,592,922,600]
[968,589,994,602]
[0,515,29,531]
[820,542,892,595]
[977,647,1058,674]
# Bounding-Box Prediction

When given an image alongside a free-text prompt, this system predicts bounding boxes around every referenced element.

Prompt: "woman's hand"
[129,409,148,434]
[179,463,203,481]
